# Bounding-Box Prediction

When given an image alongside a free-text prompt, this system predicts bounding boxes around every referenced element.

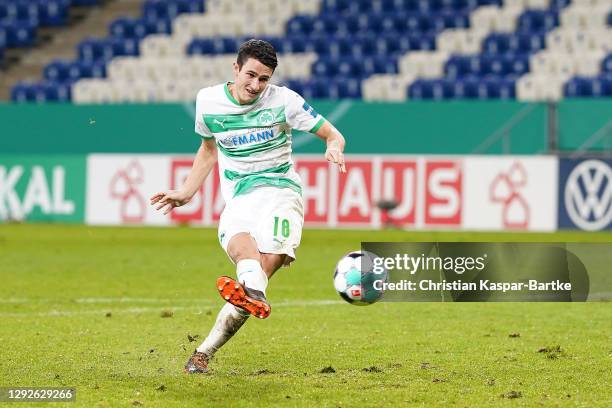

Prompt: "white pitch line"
[0,299,344,318]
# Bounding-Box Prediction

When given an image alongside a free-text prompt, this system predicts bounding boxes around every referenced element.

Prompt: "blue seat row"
[517,10,560,32]
[285,78,363,99]
[44,59,107,82]
[142,0,204,20]
[286,12,470,36]
[482,32,546,55]
[0,0,70,27]
[11,81,72,103]
[78,38,139,63]
[565,75,612,97]
[321,0,502,14]
[0,20,36,46]
[109,16,172,39]
[71,0,100,5]
[409,77,517,100]
[187,33,437,56]
[312,56,399,77]
[445,54,530,78]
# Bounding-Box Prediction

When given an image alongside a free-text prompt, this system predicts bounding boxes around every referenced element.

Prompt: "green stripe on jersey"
[310,117,325,133]
[224,162,292,181]
[233,175,302,197]
[216,131,288,158]
[204,106,286,133]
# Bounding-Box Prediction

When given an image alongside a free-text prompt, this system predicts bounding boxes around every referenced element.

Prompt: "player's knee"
[227,233,261,263]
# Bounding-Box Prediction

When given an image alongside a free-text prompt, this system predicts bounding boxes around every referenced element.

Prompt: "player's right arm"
[150,138,217,214]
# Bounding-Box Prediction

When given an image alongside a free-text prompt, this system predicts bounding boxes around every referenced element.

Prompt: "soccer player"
[150,39,346,373]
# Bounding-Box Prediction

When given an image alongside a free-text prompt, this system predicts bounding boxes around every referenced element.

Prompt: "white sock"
[236,259,268,295]
[196,303,249,357]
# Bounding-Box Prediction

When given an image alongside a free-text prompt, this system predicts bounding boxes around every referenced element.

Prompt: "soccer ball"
[333,251,387,306]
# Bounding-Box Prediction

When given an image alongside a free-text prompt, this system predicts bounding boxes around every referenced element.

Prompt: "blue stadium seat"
[446,54,529,79]
[39,0,70,26]
[312,13,339,35]
[408,79,434,99]
[186,37,239,55]
[211,37,239,54]
[285,79,304,96]
[312,57,339,77]
[44,60,70,82]
[326,36,353,57]
[350,33,377,56]
[78,38,115,62]
[517,10,559,33]
[143,0,181,20]
[0,20,36,47]
[112,38,140,56]
[483,33,546,55]
[110,18,137,38]
[11,82,36,103]
[109,15,173,39]
[286,15,314,36]
[565,76,612,97]
[603,54,612,73]
[564,77,589,97]
[187,38,213,55]
[445,55,470,78]
[336,77,362,98]
[44,81,72,102]
[142,0,205,20]
[303,79,331,99]
[72,0,99,5]
[0,1,39,23]
[283,35,307,53]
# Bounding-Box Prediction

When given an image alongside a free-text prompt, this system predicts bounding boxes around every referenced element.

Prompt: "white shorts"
[218,186,304,266]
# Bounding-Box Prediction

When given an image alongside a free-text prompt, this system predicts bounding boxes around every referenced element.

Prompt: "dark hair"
[236,39,278,71]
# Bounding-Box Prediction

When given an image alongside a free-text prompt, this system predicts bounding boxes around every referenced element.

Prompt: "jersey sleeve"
[284,87,326,133]
[195,89,214,139]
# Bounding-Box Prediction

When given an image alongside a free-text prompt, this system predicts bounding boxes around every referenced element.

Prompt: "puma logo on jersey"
[213,118,227,128]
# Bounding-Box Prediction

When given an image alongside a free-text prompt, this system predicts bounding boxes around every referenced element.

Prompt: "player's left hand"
[325,146,346,173]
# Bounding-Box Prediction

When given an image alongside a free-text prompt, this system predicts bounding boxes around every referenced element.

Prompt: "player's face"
[232,58,273,104]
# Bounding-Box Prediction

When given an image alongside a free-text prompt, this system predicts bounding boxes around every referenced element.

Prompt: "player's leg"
[216,233,281,319]
[226,232,269,297]
[187,188,303,373]
[186,239,286,373]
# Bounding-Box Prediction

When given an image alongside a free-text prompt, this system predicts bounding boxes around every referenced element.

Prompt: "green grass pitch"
[0,225,611,407]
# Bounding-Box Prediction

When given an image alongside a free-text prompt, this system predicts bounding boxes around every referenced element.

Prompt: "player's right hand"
[150,190,191,215]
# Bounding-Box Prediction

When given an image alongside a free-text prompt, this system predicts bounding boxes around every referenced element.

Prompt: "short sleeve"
[195,89,214,140]
[284,87,326,133]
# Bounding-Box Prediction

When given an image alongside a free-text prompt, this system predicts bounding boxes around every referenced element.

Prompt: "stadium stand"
[5,0,612,103]
[2,0,142,102]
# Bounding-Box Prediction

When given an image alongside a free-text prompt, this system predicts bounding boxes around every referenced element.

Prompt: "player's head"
[232,39,277,104]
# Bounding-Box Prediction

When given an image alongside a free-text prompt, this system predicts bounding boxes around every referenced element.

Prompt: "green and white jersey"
[195,82,325,203]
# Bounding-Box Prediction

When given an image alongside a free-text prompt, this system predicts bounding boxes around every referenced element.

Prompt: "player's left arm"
[315,121,346,173]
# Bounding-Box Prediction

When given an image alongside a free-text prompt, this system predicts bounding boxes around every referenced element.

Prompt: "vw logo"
[564,160,612,231]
